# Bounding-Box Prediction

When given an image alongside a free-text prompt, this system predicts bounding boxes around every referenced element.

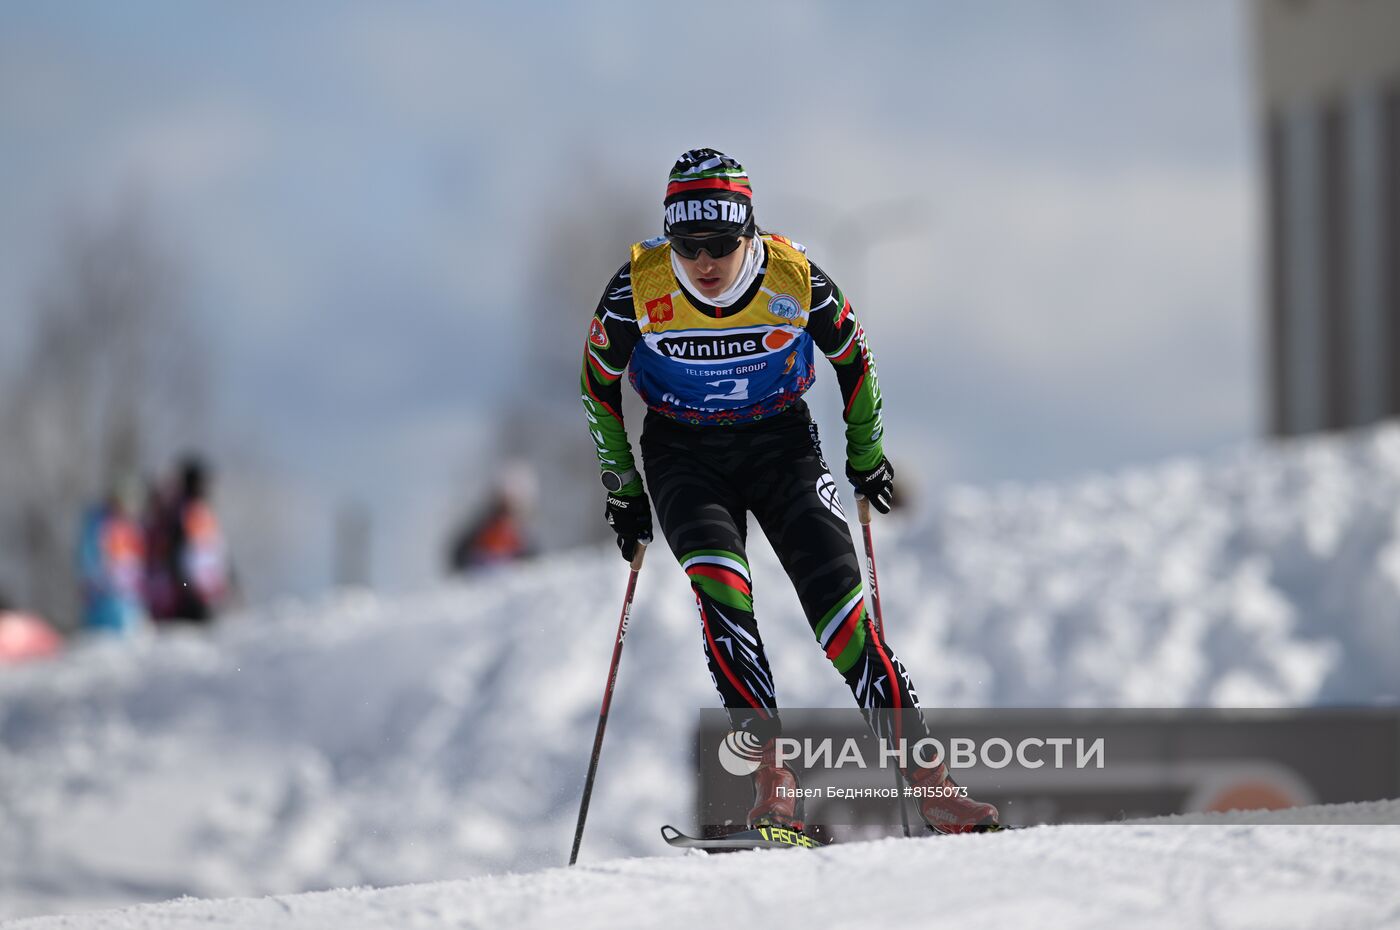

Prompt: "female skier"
[580,148,999,834]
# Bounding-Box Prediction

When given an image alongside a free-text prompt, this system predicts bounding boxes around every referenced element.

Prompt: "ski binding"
[660,823,830,852]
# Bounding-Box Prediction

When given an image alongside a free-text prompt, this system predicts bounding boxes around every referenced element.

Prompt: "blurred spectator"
[447,464,538,573]
[0,587,64,663]
[161,454,232,623]
[78,475,149,636]
[142,475,180,619]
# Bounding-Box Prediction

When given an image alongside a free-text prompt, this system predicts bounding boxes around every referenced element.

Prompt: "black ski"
[929,822,1011,834]
[660,823,831,852]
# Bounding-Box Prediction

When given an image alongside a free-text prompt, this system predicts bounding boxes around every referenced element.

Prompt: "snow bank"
[893,424,1400,706]
[3,425,1399,919]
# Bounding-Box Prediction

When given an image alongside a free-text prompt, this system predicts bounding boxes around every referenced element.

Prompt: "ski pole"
[856,495,912,838]
[569,540,648,865]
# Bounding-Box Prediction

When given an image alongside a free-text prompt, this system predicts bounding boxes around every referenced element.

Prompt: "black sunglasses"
[668,231,746,260]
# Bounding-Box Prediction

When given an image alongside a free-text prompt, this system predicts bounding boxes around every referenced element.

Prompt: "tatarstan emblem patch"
[646,294,675,324]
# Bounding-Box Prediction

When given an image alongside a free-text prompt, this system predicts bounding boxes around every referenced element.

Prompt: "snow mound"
[3,425,1400,919]
[897,424,1400,706]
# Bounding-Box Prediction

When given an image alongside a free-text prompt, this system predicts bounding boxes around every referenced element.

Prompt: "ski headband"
[663,148,755,236]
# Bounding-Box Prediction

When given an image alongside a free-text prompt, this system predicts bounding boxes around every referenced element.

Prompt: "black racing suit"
[581,240,926,750]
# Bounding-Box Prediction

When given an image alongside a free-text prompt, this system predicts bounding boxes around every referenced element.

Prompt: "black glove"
[605,492,653,560]
[846,457,895,514]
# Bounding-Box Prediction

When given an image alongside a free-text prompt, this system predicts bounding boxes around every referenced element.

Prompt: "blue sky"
[0,1,1258,598]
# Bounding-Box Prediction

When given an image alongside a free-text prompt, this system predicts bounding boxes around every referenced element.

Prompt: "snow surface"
[6,802,1400,930]
[3,425,1400,922]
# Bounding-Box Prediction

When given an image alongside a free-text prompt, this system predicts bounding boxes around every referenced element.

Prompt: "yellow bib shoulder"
[629,235,812,332]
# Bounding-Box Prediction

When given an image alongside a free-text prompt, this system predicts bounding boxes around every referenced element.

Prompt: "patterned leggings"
[640,400,926,748]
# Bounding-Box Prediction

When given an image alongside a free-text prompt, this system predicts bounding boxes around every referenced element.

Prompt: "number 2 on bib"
[704,378,750,402]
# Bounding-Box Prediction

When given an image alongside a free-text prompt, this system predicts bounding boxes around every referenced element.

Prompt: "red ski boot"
[907,762,1000,833]
[747,741,805,830]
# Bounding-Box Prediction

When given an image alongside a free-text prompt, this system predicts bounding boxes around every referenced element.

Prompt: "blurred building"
[1254,0,1400,436]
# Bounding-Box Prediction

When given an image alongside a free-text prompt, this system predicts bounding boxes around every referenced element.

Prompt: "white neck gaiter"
[671,235,764,308]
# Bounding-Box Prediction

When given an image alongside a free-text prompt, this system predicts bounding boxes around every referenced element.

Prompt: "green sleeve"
[806,264,885,470]
[580,263,644,495]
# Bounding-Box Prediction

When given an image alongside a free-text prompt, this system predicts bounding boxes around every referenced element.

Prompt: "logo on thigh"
[816,474,846,520]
